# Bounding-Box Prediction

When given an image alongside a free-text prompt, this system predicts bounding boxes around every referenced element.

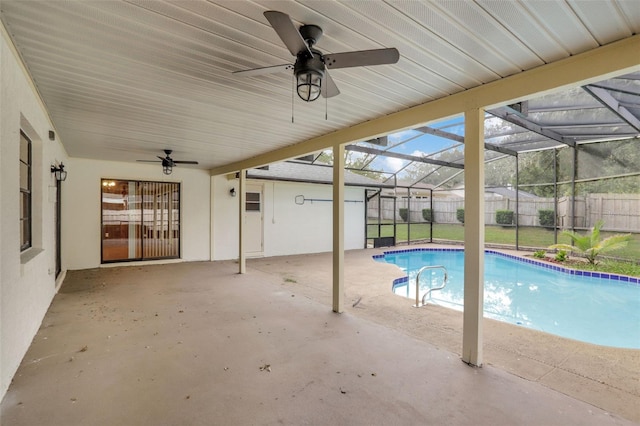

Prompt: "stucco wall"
[1,26,68,400]
[2,16,365,402]
[63,158,211,270]
[1,23,211,401]
[212,176,366,260]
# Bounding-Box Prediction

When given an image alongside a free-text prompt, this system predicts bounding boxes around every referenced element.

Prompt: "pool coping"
[373,247,640,287]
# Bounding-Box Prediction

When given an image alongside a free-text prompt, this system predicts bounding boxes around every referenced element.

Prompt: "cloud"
[385,157,405,171]
[388,130,418,143]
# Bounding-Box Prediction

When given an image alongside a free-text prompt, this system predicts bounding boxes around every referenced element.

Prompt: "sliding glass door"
[101,179,180,263]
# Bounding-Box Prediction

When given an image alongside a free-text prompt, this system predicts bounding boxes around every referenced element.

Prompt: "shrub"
[496,210,514,225]
[456,208,464,224]
[533,250,546,259]
[399,208,408,222]
[549,219,632,265]
[555,249,567,262]
[422,208,433,222]
[539,209,555,227]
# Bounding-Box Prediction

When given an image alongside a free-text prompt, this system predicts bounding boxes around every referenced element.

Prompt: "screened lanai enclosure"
[292,71,640,262]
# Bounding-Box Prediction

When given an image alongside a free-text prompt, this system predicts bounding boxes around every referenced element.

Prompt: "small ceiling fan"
[234,10,400,102]
[136,149,198,175]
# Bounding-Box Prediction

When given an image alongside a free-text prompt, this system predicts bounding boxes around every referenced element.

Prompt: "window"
[20,131,32,251]
[246,192,261,212]
[101,179,180,262]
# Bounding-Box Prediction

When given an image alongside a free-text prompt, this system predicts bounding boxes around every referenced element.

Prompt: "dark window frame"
[20,131,32,251]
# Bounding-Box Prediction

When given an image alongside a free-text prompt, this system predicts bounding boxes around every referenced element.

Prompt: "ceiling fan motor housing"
[294,50,325,76]
[299,24,323,46]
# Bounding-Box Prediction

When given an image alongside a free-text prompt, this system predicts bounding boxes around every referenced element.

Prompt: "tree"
[517,139,640,196]
[548,220,631,265]
[484,155,515,187]
[518,150,557,197]
[317,150,385,181]
[403,148,465,188]
[576,140,640,194]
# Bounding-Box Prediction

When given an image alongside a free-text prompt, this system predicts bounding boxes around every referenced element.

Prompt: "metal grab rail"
[413,265,448,308]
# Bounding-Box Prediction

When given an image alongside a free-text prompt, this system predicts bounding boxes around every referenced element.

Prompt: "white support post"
[462,108,485,367]
[332,144,345,313]
[209,176,215,261]
[238,169,246,274]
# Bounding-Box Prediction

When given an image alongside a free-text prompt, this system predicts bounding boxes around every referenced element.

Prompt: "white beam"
[238,170,246,274]
[462,108,485,367]
[210,35,640,176]
[333,144,345,313]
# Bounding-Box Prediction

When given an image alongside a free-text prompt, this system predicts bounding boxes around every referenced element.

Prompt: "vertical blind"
[101,179,180,262]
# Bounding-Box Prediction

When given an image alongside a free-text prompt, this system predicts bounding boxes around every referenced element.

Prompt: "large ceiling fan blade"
[322,71,340,98]
[173,161,199,165]
[233,64,293,77]
[136,160,162,163]
[264,11,312,57]
[324,48,399,69]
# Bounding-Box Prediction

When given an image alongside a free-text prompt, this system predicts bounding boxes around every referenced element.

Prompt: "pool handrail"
[414,265,448,308]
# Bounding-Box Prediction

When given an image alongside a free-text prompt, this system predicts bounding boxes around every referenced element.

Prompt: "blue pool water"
[374,249,640,349]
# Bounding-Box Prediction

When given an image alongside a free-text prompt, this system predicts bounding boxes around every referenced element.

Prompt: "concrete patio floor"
[1,246,638,425]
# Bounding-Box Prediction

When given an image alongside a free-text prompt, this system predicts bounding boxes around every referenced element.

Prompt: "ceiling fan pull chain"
[291,72,295,123]
[325,84,328,121]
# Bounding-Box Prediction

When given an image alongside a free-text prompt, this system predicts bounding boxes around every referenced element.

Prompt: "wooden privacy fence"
[367,194,639,232]
[584,193,640,232]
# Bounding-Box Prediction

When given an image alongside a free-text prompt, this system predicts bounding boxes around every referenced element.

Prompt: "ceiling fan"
[234,10,400,102]
[136,149,199,175]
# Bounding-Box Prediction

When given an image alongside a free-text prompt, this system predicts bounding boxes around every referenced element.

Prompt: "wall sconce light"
[229,188,236,197]
[51,163,67,181]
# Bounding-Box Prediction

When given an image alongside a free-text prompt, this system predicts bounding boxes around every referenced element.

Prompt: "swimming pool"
[374,248,640,349]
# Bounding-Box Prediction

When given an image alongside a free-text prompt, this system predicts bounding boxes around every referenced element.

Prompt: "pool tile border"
[375,247,639,286]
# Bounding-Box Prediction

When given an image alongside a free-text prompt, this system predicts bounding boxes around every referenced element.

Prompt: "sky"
[362,116,466,175]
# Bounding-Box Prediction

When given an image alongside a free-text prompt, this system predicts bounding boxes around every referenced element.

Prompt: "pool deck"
[249,245,640,423]
[1,244,638,425]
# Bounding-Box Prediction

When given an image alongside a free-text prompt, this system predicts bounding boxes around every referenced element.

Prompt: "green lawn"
[367,222,640,262]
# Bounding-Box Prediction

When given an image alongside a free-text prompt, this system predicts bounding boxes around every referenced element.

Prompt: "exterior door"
[55,179,62,277]
[101,179,180,262]
[245,185,264,256]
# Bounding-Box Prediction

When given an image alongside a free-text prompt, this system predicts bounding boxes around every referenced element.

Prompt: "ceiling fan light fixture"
[295,54,324,102]
[296,70,322,102]
[136,149,197,173]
